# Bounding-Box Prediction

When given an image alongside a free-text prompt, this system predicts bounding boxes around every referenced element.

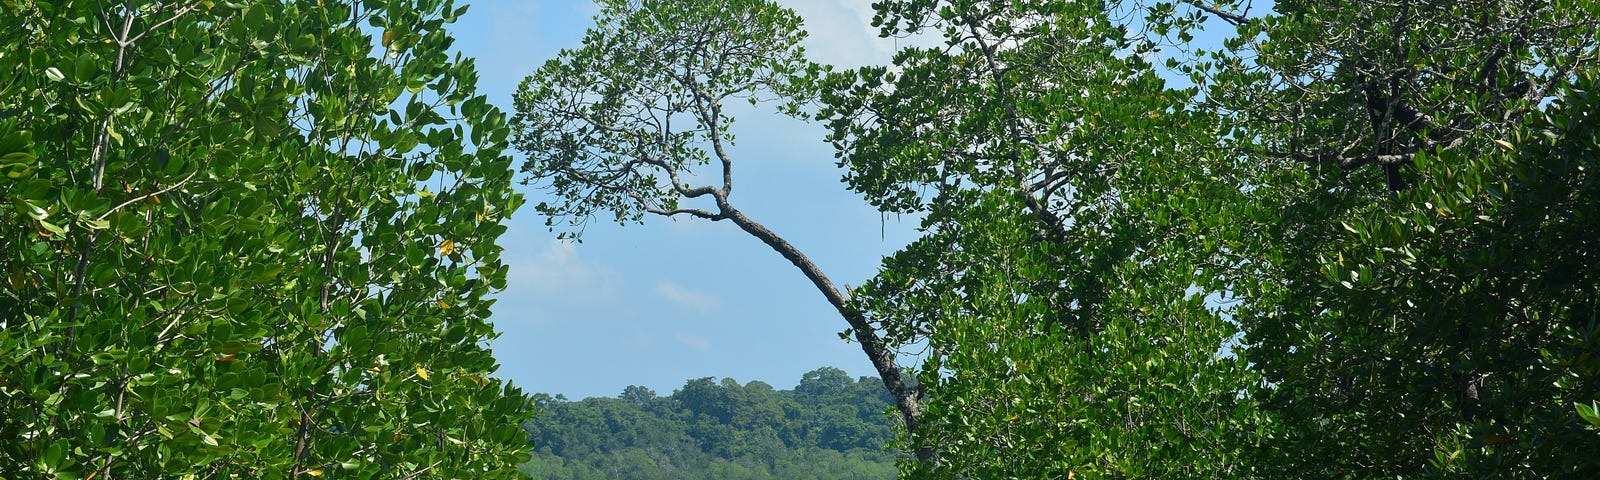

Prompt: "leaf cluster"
[511,0,823,232]
[1233,66,1600,478]
[0,0,530,478]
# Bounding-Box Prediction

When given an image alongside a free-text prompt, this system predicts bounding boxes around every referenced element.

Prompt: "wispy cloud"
[504,239,623,312]
[675,332,712,351]
[652,280,721,314]
[784,0,940,69]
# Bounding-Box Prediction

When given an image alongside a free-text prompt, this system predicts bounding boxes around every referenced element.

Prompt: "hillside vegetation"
[519,368,902,479]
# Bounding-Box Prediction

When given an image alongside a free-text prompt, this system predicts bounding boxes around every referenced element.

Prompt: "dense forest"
[518,368,902,479]
[515,0,1600,478]
[3,0,1598,478]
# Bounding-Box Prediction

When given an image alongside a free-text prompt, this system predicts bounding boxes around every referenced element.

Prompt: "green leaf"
[78,217,110,230]
[1579,401,1600,429]
[38,219,66,235]
[42,439,67,470]
[72,53,96,82]
[0,152,32,165]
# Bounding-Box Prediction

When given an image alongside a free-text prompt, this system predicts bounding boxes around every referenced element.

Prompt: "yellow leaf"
[308,468,324,477]
[439,239,455,256]
[381,30,395,48]
[437,299,450,309]
[1494,139,1515,151]
[416,366,430,381]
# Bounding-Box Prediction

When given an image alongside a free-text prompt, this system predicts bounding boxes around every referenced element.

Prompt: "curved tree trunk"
[716,198,933,463]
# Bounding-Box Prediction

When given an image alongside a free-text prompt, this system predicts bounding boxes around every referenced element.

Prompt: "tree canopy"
[512,0,1599,478]
[1,0,530,478]
[814,1,1260,476]
[511,0,926,456]
[519,368,902,480]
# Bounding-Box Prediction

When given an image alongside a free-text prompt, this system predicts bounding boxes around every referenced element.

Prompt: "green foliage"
[0,0,529,478]
[818,1,1264,477]
[872,195,1261,480]
[518,368,902,480]
[511,0,820,228]
[820,0,1600,477]
[1232,67,1600,478]
[508,0,1600,478]
[1580,401,1600,432]
[1199,0,1596,191]
[1198,1,1600,477]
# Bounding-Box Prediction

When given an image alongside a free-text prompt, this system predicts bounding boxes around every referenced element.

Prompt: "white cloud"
[507,239,623,305]
[783,0,892,68]
[781,0,940,68]
[652,279,721,313]
[675,332,712,351]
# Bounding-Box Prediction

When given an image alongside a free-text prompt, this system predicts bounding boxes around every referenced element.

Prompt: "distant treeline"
[518,367,904,479]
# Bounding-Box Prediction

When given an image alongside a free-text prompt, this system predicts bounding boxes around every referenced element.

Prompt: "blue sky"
[445,0,927,400]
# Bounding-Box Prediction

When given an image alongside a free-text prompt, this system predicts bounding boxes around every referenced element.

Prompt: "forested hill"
[517,368,904,479]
